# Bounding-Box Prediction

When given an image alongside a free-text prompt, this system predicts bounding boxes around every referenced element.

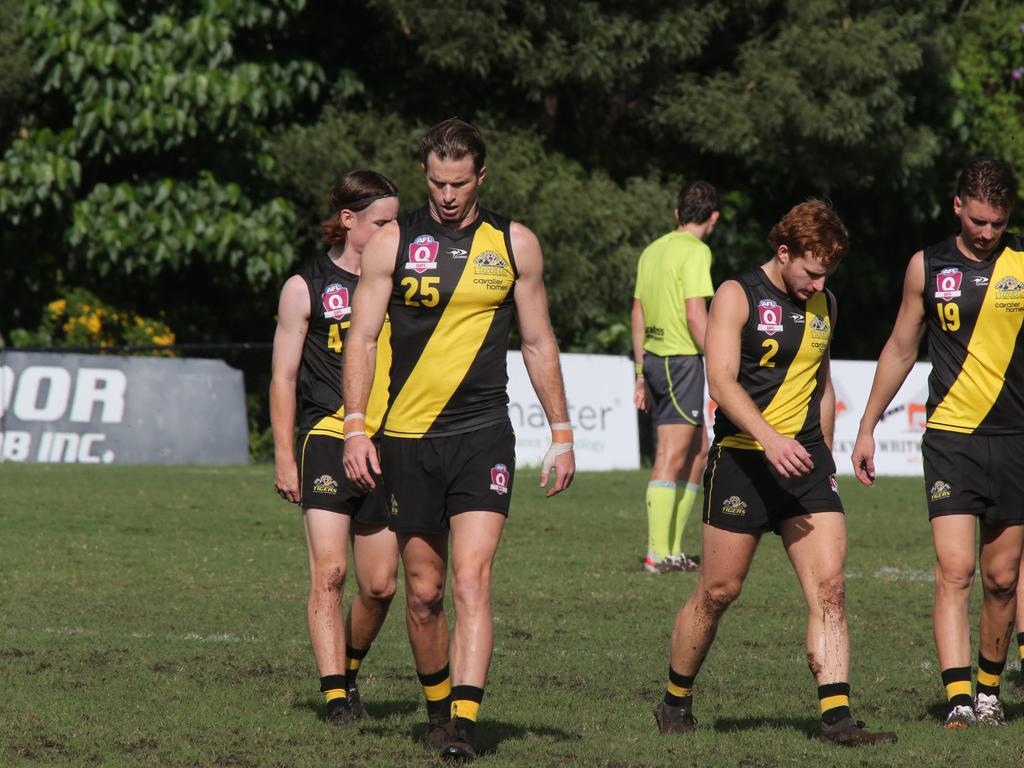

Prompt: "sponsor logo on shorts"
[313,474,338,494]
[448,247,468,259]
[721,495,748,516]
[490,463,510,495]
[322,283,351,320]
[389,494,399,516]
[929,480,951,501]
[935,267,962,300]
[756,300,783,336]
[406,235,439,273]
[829,474,839,493]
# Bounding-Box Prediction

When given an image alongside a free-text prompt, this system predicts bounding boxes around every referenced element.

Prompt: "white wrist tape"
[549,422,572,431]
[343,412,365,423]
[345,431,367,439]
[541,441,574,476]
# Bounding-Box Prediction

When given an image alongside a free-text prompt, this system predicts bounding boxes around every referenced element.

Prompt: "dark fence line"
[2,343,272,354]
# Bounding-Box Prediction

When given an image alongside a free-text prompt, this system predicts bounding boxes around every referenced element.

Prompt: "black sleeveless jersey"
[924,233,1024,435]
[383,206,518,438]
[714,267,834,450]
[295,253,391,437]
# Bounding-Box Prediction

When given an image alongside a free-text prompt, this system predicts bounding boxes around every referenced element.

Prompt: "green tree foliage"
[951,2,1024,209]
[0,0,322,339]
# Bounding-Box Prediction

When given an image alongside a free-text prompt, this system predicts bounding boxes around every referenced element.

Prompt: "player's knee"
[363,572,398,603]
[818,574,846,615]
[980,567,1018,600]
[313,564,347,595]
[451,566,492,607]
[936,563,975,592]
[405,577,444,617]
[700,581,740,618]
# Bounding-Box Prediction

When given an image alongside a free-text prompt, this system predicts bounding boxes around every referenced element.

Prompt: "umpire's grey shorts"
[642,353,705,427]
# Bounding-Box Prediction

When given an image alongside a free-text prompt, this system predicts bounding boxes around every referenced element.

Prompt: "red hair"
[768,200,848,267]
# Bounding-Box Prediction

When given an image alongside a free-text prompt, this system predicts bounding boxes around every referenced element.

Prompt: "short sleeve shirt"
[633,231,714,356]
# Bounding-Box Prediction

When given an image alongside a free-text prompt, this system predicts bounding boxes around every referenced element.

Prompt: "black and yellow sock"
[451,685,484,742]
[977,653,1005,698]
[1018,632,1024,663]
[941,666,972,709]
[346,645,369,689]
[320,673,348,715]
[663,666,694,708]
[818,682,851,725]
[418,665,452,721]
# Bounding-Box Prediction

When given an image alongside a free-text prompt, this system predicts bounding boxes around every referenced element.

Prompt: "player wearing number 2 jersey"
[655,201,896,746]
[853,158,1024,729]
[270,170,399,726]
[342,119,575,761]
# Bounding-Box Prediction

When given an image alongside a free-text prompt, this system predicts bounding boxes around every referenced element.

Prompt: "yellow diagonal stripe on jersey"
[385,223,513,436]
[928,250,1024,432]
[721,292,828,450]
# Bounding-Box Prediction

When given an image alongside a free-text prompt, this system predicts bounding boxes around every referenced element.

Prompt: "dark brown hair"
[768,200,849,267]
[419,118,486,172]
[957,157,1019,212]
[320,170,398,246]
[677,181,719,225]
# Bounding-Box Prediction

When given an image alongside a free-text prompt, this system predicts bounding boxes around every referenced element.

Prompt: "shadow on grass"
[365,720,581,756]
[713,716,820,739]
[291,694,419,721]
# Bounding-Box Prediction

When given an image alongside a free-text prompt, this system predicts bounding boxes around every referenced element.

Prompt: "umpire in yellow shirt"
[632,181,718,573]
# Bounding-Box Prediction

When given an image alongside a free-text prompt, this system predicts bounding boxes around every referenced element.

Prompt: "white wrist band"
[550,422,572,431]
[344,412,365,422]
[345,431,367,439]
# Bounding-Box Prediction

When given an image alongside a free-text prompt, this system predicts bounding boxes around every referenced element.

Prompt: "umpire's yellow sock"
[646,481,676,560]
[669,482,700,556]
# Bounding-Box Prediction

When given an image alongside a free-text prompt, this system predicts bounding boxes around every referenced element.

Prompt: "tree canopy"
[2,0,1022,359]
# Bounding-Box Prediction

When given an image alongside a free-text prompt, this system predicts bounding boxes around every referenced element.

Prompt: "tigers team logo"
[322,283,351,320]
[934,267,962,301]
[995,275,1024,295]
[721,495,748,516]
[809,315,830,335]
[406,234,439,273]
[756,300,784,336]
[489,464,510,495]
[829,474,839,493]
[312,474,338,494]
[929,480,951,501]
[474,250,509,272]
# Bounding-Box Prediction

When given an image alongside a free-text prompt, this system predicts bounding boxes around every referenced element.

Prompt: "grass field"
[3,464,1024,767]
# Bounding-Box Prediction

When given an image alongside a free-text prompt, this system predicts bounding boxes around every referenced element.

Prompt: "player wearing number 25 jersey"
[853,158,1023,730]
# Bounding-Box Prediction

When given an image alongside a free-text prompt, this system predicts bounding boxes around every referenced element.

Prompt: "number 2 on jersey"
[760,338,779,368]
[402,276,440,307]
[936,302,960,332]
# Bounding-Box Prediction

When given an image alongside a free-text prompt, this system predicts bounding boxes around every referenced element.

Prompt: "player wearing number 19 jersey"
[853,158,1024,729]
[657,201,896,746]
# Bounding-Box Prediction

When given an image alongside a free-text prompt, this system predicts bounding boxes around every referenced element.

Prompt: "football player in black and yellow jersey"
[854,158,1023,729]
[656,202,897,746]
[270,171,399,725]
[342,119,575,761]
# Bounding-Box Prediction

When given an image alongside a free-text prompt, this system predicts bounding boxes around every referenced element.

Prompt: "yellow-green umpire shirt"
[633,230,714,357]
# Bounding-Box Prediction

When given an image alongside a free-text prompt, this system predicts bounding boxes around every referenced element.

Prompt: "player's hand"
[851,431,876,486]
[540,442,575,497]
[633,379,649,412]
[762,433,813,478]
[274,460,301,504]
[344,434,381,492]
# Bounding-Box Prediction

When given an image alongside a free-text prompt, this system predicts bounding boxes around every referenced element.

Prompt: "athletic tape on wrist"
[345,431,367,439]
[343,412,365,422]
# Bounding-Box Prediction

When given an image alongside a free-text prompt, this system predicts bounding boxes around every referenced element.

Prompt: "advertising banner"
[0,352,248,465]
[507,351,640,471]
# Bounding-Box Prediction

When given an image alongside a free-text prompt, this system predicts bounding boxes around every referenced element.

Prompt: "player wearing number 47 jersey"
[270,171,400,726]
[853,158,1024,729]
[655,201,896,746]
[343,119,575,762]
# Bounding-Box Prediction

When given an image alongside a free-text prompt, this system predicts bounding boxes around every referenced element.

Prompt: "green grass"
[2,465,1024,767]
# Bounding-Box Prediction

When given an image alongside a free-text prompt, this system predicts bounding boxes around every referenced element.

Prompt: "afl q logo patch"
[489,464,510,495]
[406,234,439,273]
[934,268,962,301]
[322,283,351,320]
[756,300,784,336]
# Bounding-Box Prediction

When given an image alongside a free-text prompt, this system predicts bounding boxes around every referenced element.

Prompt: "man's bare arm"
[342,222,398,489]
[685,296,709,353]
[512,222,575,496]
[631,298,648,412]
[852,251,927,485]
[270,275,310,503]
